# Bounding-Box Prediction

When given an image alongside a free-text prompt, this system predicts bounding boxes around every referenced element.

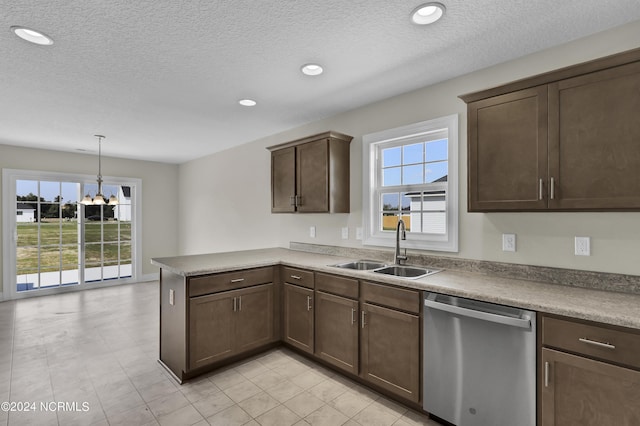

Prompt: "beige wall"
[179,20,640,276]
[0,143,179,285]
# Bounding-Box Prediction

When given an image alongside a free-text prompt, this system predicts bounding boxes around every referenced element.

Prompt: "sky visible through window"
[16,180,121,203]
[382,138,448,186]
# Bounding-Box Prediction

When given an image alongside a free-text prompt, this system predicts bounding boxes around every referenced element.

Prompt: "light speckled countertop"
[151,248,640,330]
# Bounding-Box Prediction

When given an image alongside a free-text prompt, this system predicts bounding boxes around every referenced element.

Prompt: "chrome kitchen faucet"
[395,218,407,265]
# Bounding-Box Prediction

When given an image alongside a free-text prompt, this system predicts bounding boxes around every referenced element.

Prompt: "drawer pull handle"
[361,310,366,329]
[550,177,555,200]
[238,296,242,311]
[233,297,237,312]
[231,278,245,283]
[544,361,550,388]
[579,337,615,350]
[306,296,312,311]
[351,308,356,325]
[291,275,302,280]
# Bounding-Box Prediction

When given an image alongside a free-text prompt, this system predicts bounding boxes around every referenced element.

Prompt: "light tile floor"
[0,281,441,426]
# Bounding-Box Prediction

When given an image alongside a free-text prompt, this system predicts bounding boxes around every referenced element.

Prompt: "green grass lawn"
[17,220,131,273]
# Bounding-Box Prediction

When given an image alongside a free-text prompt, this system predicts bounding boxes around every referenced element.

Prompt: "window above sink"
[362,114,459,253]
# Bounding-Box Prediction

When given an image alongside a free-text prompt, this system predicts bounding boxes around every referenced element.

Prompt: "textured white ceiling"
[2,0,640,163]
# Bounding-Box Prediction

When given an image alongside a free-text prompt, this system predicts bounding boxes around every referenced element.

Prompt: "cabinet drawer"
[282,267,314,289]
[542,315,640,369]
[361,281,420,314]
[188,267,273,297]
[315,272,358,299]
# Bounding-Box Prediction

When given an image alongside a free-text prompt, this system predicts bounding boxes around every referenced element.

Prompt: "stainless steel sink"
[331,260,387,270]
[373,265,441,279]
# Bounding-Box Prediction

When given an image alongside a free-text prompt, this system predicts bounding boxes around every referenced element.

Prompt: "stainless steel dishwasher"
[423,292,536,426]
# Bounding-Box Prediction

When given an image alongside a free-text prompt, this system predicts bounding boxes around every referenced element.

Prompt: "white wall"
[0,143,179,280]
[178,20,640,275]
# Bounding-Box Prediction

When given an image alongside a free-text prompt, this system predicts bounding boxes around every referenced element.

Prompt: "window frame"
[2,168,142,300]
[362,114,459,252]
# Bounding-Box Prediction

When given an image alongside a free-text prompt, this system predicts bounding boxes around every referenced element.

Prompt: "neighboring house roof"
[17,203,35,210]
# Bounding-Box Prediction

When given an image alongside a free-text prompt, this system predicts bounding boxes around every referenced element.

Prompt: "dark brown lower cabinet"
[189,283,273,370]
[315,290,359,375]
[189,291,235,369]
[360,302,420,403]
[541,348,640,425]
[283,283,314,353]
[235,284,275,353]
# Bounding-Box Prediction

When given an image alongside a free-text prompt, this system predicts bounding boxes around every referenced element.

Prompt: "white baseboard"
[141,272,159,282]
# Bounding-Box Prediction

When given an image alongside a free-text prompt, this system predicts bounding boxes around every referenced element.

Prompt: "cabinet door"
[271,146,296,212]
[468,86,548,211]
[296,139,329,212]
[189,292,234,370]
[315,291,359,375]
[283,283,314,353]
[236,283,274,353]
[548,61,640,209]
[541,348,640,425]
[361,303,420,403]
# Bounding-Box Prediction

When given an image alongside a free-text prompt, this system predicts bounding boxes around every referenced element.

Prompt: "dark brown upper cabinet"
[461,47,640,212]
[267,131,353,213]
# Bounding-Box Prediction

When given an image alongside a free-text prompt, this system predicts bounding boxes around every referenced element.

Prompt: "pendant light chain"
[97,135,104,199]
[80,135,118,206]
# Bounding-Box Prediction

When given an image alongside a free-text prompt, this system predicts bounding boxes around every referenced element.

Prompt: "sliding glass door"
[5,170,139,298]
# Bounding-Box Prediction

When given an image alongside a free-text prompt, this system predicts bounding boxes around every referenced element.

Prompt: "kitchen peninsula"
[152,245,640,421]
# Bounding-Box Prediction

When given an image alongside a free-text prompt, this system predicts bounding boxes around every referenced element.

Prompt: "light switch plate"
[309,226,316,238]
[502,234,516,252]
[341,227,349,239]
[575,236,590,256]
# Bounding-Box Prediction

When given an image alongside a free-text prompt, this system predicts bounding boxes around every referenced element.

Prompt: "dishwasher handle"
[424,294,532,329]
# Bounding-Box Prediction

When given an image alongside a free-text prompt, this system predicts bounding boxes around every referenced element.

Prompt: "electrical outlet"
[341,227,349,239]
[575,236,590,256]
[309,226,316,238]
[356,227,363,240]
[502,234,516,252]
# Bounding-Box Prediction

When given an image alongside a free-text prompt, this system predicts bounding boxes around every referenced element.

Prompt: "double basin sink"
[331,260,440,279]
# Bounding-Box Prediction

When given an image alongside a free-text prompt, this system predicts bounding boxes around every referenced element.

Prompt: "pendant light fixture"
[80,135,119,206]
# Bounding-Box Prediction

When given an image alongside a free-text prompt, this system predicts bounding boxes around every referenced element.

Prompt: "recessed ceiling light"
[411,3,445,25]
[301,63,324,76]
[238,99,257,107]
[11,26,54,45]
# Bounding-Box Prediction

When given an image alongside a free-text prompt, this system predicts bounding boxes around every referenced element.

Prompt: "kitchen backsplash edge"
[289,242,640,295]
